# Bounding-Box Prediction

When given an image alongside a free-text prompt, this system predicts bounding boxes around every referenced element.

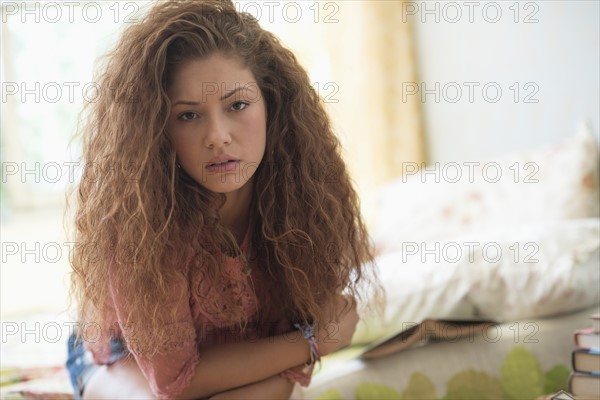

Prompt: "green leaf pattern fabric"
[312,346,568,400]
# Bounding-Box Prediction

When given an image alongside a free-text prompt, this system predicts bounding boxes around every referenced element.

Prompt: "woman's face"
[166,53,267,195]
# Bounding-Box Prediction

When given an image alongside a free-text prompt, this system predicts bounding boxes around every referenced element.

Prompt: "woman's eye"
[178,112,198,121]
[230,101,249,111]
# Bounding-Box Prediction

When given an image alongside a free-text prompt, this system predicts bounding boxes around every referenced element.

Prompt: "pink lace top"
[84,231,313,399]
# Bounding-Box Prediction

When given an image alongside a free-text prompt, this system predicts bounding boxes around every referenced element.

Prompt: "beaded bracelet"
[294,322,321,367]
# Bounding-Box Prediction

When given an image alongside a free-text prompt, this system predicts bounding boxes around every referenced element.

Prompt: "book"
[568,372,600,398]
[574,328,600,350]
[592,313,600,333]
[360,319,496,359]
[572,348,600,374]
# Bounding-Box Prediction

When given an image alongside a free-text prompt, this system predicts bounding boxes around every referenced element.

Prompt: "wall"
[410,0,599,163]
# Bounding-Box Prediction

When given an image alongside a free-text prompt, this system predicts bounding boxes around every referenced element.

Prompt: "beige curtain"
[265,1,425,226]
[2,1,425,220]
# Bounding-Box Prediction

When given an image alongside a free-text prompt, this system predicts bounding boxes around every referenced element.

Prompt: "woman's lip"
[207,154,238,165]
[205,160,240,173]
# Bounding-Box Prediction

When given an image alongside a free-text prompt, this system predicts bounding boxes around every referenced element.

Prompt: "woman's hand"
[316,295,359,356]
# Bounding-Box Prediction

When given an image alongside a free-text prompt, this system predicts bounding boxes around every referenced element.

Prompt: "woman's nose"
[204,113,232,148]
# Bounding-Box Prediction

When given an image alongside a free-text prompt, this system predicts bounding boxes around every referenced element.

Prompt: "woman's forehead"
[167,54,258,98]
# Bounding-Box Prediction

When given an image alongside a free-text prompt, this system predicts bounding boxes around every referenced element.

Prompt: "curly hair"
[69,0,375,346]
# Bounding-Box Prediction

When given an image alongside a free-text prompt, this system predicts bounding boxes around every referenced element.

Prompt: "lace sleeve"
[109,273,199,399]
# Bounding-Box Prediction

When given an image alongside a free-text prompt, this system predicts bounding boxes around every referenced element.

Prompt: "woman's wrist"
[293,323,321,366]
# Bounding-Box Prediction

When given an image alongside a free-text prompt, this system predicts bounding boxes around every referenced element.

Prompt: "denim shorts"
[65,333,129,399]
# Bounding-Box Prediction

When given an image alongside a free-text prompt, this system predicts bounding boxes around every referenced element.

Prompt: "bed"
[2,126,599,399]
[2,307,598,399]
[294,124,600,399]
[295,305,599,400]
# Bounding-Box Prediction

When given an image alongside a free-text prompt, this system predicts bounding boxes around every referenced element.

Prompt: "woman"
[67,1,375,398]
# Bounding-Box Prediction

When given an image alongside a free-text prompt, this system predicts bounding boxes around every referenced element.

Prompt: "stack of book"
[569,312,600,398]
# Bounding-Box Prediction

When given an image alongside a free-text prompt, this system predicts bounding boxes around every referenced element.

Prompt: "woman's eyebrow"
[220,84,256,100]
[172,85,257,106]
[172,100,199,106]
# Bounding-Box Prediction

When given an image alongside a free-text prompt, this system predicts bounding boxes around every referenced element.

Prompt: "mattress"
[2,306,597,399]
[293,305,599,400]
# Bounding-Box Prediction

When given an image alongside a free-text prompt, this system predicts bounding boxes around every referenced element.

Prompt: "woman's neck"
[218,181,253,244]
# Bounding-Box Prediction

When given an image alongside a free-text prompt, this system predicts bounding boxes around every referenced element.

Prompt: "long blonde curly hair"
[68,0,375,348]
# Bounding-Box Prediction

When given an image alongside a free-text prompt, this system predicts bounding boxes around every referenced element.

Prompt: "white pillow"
[462,218,600,321]
[359,126,600,344]
[353,249,475,345]
[354,218,600,344]
[373,124,600,254]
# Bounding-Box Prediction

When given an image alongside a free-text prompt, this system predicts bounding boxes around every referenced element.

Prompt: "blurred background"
[1,0,599,370]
